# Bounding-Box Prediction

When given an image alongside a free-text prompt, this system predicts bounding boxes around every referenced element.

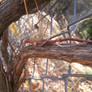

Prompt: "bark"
[12,44,92,91]
[17,44,92,67]
[13,44,92,86]
[0,60,9,92]
[0,0,50,92]
[0,72,7,92]
[0,0,92,92]
[1,29,9,69]
[10,43,92,91]
[0,30,14,92]
[0,0,50,37]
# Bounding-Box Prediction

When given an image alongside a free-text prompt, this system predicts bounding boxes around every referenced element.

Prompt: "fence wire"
[8,0,92,92]
[21,0,92,92]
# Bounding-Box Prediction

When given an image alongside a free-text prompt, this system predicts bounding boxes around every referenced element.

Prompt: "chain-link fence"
[8,0,92,92]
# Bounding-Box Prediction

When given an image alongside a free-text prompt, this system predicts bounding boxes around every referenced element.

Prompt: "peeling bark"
[17,44,92,67]
[13,44,92,91]
[0,0,50,37]
[0,0,50,91]
[0,0,92,92]
[1,30,9,68]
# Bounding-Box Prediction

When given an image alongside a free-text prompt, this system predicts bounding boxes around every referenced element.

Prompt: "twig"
[68,11,92,28]
[48,11,92,40]
[36,0,60,24]
[24,38,92,47]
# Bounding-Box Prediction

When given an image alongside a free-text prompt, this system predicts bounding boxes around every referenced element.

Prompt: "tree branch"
[15,44,92,77]
[12,43,92,91]
[0,0,50,37]
[1,29,10,70]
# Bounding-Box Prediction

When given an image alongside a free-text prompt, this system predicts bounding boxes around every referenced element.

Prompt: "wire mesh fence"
[7,0,92,92]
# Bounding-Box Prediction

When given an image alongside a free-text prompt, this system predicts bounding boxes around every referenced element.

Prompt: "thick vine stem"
[14,44,92,78]
[0,0,50,37]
